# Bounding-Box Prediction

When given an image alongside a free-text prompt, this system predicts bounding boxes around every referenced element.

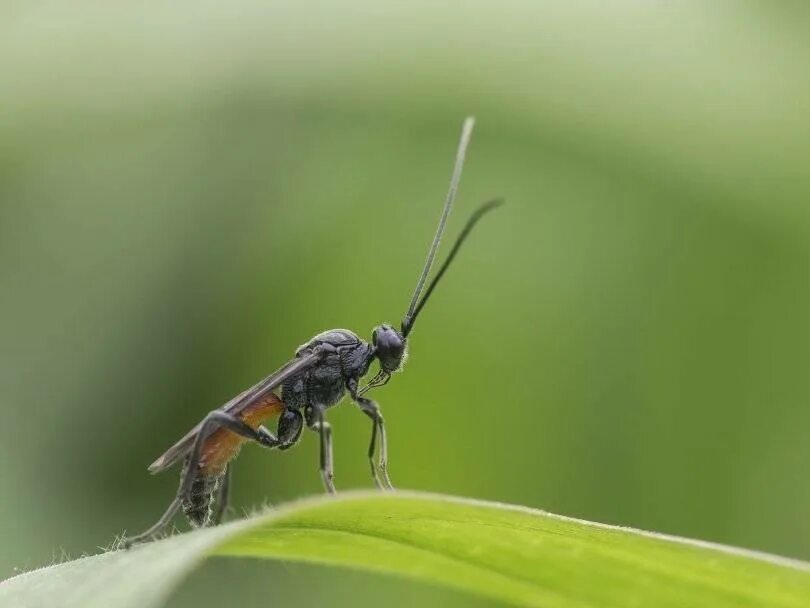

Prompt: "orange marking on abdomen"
[198,393,285,475]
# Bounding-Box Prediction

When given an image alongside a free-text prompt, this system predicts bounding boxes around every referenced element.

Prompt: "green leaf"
[2,492,809,608]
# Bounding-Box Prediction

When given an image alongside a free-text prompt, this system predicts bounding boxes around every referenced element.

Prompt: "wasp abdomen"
[181,468,220,528]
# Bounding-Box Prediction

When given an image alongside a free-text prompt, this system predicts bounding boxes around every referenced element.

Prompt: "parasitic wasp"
[124,116,502,546]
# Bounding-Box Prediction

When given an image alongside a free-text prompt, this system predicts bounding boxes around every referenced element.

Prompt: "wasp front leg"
[347,379,393,490]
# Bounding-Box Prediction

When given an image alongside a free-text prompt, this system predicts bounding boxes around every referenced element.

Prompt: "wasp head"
[372,323,407,373]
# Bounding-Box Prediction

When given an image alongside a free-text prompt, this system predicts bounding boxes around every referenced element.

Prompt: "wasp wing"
[147,348,326,474]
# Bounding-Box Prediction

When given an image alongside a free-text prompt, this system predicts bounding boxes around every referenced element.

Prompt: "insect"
[124,116,502,546]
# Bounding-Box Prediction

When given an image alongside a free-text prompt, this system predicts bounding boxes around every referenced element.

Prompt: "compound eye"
[381,327,400,349]
[374,326,405,373]
[372,325,395,349]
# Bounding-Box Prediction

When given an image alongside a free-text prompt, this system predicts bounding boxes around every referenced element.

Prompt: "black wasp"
[124,117,502,546]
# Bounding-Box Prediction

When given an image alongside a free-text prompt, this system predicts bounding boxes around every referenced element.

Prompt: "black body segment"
[282,329,374,411]
[181,466,221,528]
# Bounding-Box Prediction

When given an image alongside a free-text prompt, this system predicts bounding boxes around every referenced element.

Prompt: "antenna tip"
[473,197,505,216]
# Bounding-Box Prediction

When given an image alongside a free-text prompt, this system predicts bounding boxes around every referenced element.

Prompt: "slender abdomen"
[181,468,221,527]
[180,392,285,527]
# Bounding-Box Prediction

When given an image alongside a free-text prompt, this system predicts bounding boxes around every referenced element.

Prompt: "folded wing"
[147,348,326,474]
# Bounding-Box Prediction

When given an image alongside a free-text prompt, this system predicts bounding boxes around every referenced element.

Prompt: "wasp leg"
[210,464,231,526]
[277,408,304,451]
[348,379,393,490]
[306,405,335,494]
[123,497,182,548]
[179,410,280,501]
[126,412,277,548]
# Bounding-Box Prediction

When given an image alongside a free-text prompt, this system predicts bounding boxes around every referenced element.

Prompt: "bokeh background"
[2,2,810,606]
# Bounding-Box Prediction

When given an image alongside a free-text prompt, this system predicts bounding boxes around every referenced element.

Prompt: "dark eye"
[372,325,406,373]
[381,329,400,350]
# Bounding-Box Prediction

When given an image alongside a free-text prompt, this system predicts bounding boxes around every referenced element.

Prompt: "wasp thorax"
[372,324,407,373]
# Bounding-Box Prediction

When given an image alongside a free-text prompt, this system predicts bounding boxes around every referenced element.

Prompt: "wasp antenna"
[402,116,475,334]
[402,198,504,337]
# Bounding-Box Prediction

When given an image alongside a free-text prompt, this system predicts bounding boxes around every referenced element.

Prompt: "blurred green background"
[2,2,810,606]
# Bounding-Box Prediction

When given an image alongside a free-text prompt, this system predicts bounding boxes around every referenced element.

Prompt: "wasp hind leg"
[125,410,280,548]
[277,408,304,450]
[123,497,182,548]
[210,464,231,526]
[210,408,301,525]
[178,410,280,501]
